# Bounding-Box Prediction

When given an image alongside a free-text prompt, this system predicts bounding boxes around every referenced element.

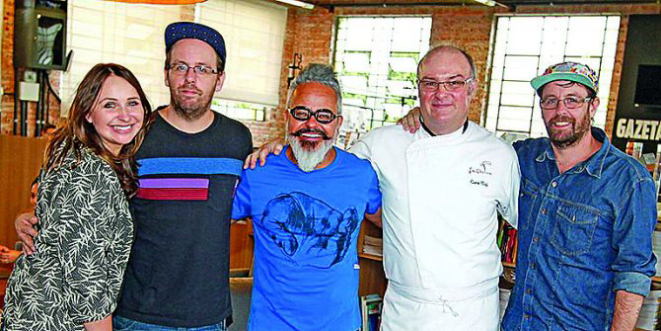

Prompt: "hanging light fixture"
[107,0,207,4]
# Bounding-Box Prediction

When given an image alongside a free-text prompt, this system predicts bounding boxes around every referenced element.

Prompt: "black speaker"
[14,0,68,70]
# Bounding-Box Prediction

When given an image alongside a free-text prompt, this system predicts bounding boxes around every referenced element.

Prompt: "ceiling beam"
[316,1,510,10]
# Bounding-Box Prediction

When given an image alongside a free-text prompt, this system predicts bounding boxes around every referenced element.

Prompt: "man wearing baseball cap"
[114,22,252,331]
[15,22,253,331]
[501,62,657,330]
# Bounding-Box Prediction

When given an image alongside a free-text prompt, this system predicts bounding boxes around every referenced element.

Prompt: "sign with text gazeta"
[615,118,661,141]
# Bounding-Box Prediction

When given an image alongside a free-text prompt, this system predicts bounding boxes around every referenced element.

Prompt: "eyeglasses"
[168,62,219,77]
[417,78,474,92]
[288,106,338,124]
[540,96,592,110]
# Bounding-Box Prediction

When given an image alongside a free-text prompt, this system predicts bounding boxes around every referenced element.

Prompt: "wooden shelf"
[357,220,387,297]
[359,252,383,261]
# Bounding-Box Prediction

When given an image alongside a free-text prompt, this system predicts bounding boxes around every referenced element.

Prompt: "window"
[197,0,286,109]
[211,99,266,122]
[62,0,285,121]
[333,16,432,135]
[485,15,620,138]
[64,1,184,109]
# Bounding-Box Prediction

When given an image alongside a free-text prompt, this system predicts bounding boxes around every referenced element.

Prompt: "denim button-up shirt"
[501,128,657,331]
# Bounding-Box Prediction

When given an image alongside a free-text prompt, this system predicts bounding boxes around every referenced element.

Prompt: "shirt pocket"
[550,203,598,256]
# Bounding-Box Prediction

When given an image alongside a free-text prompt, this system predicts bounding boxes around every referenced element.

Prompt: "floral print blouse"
[2,147,133,331]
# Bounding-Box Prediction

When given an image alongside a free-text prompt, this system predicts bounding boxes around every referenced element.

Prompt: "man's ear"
[164,69,170,88]
[215,72,226,92]
[468,79,478,96]
[336,115,344,128]
[589,97,600,118]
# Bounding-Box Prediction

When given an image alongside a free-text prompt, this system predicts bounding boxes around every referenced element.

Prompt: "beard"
[170,83,215,121]
[545,109,591,148]
[287,129,335,172]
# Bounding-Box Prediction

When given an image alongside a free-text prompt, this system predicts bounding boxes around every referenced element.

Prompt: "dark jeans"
[113,315,227,331]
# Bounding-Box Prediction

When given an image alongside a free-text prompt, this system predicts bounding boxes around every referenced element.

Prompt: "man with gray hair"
[247,46,520,330]
[232,63,382,331]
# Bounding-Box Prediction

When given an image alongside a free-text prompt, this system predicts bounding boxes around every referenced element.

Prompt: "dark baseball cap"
[165,22,226,66]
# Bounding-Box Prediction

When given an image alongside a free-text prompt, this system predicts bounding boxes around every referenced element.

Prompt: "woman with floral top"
[2,63,151,331]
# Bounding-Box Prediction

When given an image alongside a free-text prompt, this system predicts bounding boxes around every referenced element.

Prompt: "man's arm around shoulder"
[15,212,39,254]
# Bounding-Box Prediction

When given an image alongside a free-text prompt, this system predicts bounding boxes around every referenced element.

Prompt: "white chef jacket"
[351,121,520,300]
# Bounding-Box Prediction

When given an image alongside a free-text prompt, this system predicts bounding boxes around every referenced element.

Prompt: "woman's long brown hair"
[44,63,152,198]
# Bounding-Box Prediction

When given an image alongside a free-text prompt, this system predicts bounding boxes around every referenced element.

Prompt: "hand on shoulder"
[244,138,286,169]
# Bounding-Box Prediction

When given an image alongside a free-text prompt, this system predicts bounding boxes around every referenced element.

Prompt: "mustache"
[549,115,575,125]
[177,84,202,95]
[291,128,331,140]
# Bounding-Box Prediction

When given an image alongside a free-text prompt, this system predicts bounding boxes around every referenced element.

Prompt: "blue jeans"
[113,315,227,331]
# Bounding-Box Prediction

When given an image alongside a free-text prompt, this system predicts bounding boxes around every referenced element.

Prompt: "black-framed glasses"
[540,96,592,110]
[168,62,219,77]
[288,106,338,124]
[417,78,474,92]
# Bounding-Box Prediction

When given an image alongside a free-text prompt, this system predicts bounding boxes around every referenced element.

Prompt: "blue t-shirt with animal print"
[232,145,381,331]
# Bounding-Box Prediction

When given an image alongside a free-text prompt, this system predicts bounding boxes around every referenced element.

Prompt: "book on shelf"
[362,235,383,257]
[361,293,382,331]
[497,219,518,264]
[626,141,645,161]
[653,144,661,199]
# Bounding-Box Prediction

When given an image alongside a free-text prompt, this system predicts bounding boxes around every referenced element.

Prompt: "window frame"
[483,14,621,138]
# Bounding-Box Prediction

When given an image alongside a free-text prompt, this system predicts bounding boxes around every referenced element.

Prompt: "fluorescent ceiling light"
[274,0,315,9]
[473,0,496,6]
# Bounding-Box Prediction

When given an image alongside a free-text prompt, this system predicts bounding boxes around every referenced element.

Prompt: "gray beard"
[287,135,335,172]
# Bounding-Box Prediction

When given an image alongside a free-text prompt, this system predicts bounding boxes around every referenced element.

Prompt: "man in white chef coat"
[349,45,520,330]
[245,45,520,330]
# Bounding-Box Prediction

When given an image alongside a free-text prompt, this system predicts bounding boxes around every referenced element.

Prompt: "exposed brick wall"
[268,5,496,143]
[3,1,660,144]
[607,15,629,139]
[1,0,15,135]
[271,7,334,143]
[265,3,661,144]
[0,2,200,137]
[1,0,62,136]
[430,7,496,124]
[245,119,279,147]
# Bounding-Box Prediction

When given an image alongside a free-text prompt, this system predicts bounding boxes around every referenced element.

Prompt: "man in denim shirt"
[501,62,657,331]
